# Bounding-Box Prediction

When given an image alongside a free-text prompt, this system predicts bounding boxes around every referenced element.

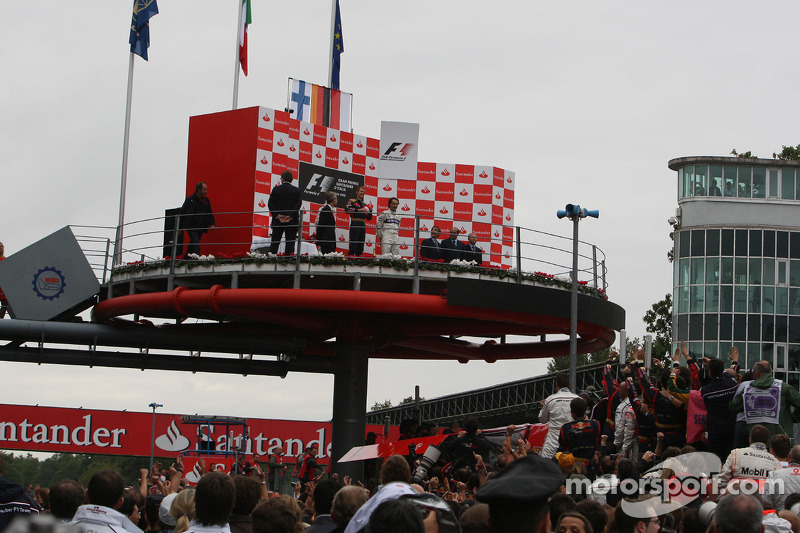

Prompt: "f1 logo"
[383,142,415,157]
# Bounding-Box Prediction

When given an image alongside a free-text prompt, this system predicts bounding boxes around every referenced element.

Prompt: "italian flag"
[239,0,252,76]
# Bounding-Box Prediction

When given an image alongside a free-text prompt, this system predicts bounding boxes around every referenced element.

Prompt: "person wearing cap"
[71,470,139,533]
[159,493,179,533]
[475,455,564,533]
[539,371,579,459]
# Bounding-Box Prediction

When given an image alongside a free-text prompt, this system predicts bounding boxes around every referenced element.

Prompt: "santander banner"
[0,404,396,465]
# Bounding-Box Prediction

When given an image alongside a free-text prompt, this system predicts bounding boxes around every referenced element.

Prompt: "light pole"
[557,204,599,392]
[149,402,163,473]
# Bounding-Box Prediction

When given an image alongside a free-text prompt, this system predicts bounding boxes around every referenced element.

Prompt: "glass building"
[670,156,800,387]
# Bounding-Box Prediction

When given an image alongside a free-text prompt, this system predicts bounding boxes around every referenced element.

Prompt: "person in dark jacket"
[316,191,338,254]
[440,228,466,263]
[419,226,442,261]
[179,181,215,256]
[343,186,372,257]
[700,348,741,461]
[268,171,303,255]
[0,455,40,531]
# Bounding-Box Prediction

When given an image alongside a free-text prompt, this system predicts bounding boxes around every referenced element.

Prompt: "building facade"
[670,156,800,387]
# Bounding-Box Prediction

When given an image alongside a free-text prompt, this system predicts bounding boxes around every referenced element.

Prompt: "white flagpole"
[233,0,244,109]
[114,52,136,267]
[327,0,336,87]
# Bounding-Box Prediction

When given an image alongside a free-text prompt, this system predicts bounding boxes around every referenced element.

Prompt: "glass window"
[706,229,720,256]
[706,285,719,312]
[749,258,762,284]
[778,232,789,258]
[722,230,735,256]
[691,258,705,284]
[709,165,723,196]
[776,316,788,343]
[750,230,762,256]
[679,258,691,286]
[792,317,800,343]
[791,232,800,259]
[776,345,786,370]
[749,286,761,313]
[748,343,762,369]
[762,344,774,368]
[792,260,800,286]
[691,230,705,257]
[796,171,800,200]
[791,288,800,315]
[734,314,747,340]
[695,165,708,196]
[779,259,789,286]
[763,315,775,342]
[678,167,684,198]
[789,345,800,374]
[721,257,734,284]
[752,167,767,198]
[679,286,690,314]
[678,314,689,340]
[690,286,704,312]
[734,286,748,313]
[724,166,737,197]
[689,342,703,359]
[764,230,776,257]
[777,287,789,315]
[738,167,752,197]
[734,257,748,284]
[720,313,733,340]
[763,286,775,314]
[721,285,733,312]
[679,231,691,258]
[769,169,779,198]
[706,257,720,284]
[733,341,747,362]
[705,313,718,340]
[782,169,795,200]
[749,317,761,341]
[690,314,703,339]
[736,230,748,256]
[764,258,776,286]
[704,342,718,358]
[683,165,694,198]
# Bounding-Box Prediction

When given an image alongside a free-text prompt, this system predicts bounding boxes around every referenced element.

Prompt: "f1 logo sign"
[383,142,415,157]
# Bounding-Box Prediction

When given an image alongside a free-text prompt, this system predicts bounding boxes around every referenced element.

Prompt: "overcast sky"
[2,1,799,427]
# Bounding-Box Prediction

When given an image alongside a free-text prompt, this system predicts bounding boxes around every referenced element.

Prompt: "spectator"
[231,455,254,477]
[539,371,579,459]
[765,445,800,511]
[574,499,606,533]
[730,360,800,441]
[169,489,195,533]
[267,170,303,256]
[419,226,443,261]
[587,456,619,507]
[718,424,781,492]
[330,486,368,533]
[614,380,637,459]
[379,455,411,485]
[159,493,178,533]
[119,495,142,530]
[365,499,424,533]
[771,434,791,468]
[297,446,319,489]
[71,470,134,533]
[143,494,165,533]
[631,349,687,449]
[252,496,302,533]
[612,495,662,533]
[440,228,466,263]
[447,417,491,470]
[230,476,260,533]
[49,479,84,522]
[308,480,342,533]
[0,454,40,530]
[459,503,489,533]
[179,181,215,256]
[187,472,236,533]
[700,349,741,461]
[714,493,764,533]
[549,494,576,531]
[316,191,338,255]
[556,512,594,533]
[558,397,601,464]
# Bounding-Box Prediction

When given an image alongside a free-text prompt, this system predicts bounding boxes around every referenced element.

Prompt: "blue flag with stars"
[129,0,159,61]
[331,0,344,90]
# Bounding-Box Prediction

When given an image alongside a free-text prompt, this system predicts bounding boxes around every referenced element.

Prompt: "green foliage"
[546,349,609,374]
[643,293,673,360]
[731,149,755,158]
[370,400,392,412]
[773,144,800,160]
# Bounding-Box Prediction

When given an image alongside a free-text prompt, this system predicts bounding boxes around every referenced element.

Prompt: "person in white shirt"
[185,472,236,533]
[538,371,578,459]
[614,380,638,459]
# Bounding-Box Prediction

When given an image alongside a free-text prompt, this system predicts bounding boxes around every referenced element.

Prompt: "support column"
[330,342,370,481]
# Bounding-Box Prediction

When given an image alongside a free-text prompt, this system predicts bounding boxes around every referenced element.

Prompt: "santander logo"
[277,139,284,147]
[401,204,411,211]
[399,244,409,250]
[262,113,271,122]
[459,189,469,196]
[289,145,296,152]
[155,421,191,452]
[505,252,510,258]
[338,235,345,242]
[261,156,269,164]
[441,169,451,176]
[367,203,374,210]
[479,171,488,178]
[357,141,363,148]
[439,207,449,214]
[460,227,467,234]
[421,186,431,194]
[505,214,511,221]
[330,135,337,142]
[383,184,393,191]
[316,151,322,159]
[494,231,500,237]
[477,209,487,216]
[258,200,266,208]
[506,177,512,183]
[369,163,376,170]
[421,224,429,231]
[342,157,349,164]
[303,128,310,136]
[495,193,501,199]
[366,241,373,247]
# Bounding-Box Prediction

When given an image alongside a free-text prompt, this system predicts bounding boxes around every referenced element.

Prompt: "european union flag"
[331,0,344,90]
[129,0,159,61]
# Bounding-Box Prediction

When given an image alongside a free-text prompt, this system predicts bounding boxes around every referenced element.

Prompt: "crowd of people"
[178,176,485,264]
[5,342,800,533]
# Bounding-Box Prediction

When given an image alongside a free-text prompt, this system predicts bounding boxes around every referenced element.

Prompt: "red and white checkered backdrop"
[251,107,515,268]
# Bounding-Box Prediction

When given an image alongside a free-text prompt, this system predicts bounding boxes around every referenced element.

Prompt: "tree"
[731,148,755,158]
[643,293,672,359]
[546,349,609,374]
[370,400,392,412]
[773,144,800,160]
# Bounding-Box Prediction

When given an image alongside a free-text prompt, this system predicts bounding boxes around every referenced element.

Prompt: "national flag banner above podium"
[186,107,515,268]
[289,78,352,132]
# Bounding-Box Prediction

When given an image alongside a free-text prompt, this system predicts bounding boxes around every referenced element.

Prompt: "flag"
[239,0,252,75]
[288,78,352,131]
[331,0,344,90]
[129,0,159,60]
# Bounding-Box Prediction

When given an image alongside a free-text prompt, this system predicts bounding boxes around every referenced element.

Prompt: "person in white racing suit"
[718,424,781,494]
[377,197,402,256]
[538,371,578,459]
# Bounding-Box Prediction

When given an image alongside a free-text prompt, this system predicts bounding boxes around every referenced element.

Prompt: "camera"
[411,445,441,484]
[698,501,717,527]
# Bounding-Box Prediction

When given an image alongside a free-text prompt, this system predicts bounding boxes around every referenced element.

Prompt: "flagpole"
[114,52,136,267]
[327,0,336,87]
[233,0,244,109]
